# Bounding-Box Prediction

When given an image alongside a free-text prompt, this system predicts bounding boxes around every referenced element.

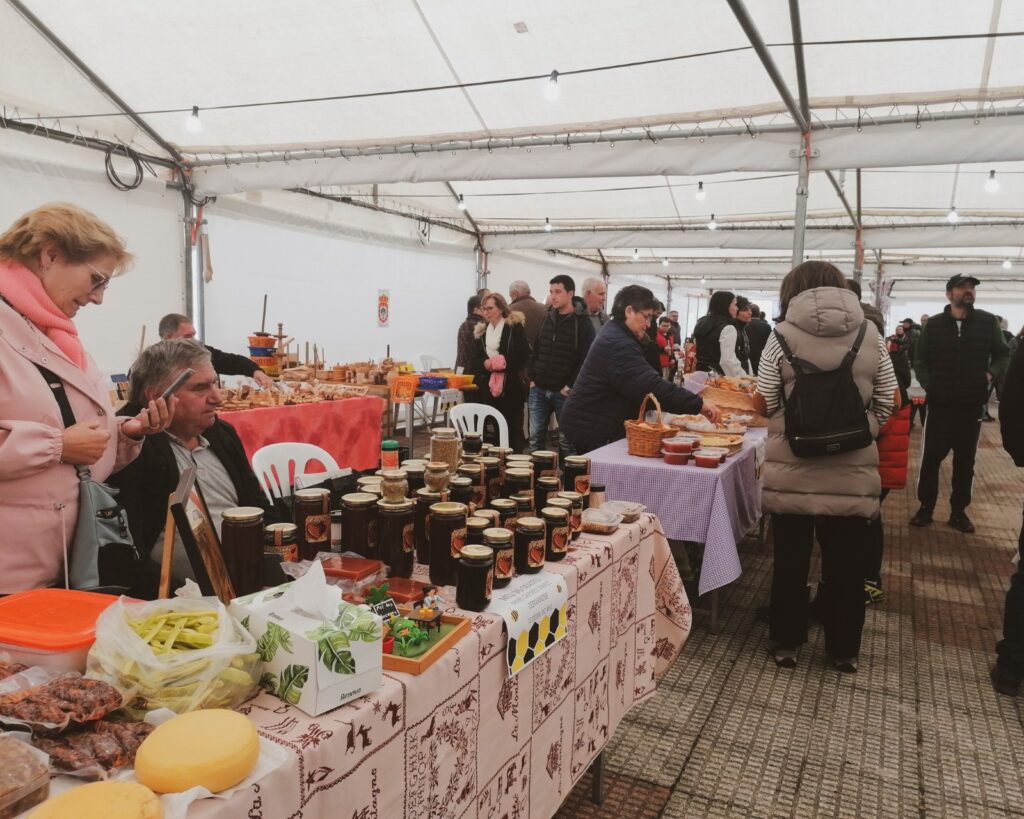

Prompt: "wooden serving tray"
[382,607,471,675]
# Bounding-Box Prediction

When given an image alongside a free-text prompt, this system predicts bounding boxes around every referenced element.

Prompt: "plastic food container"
[663,436,698,454]
[601,500,646,523]
[700,447,729,464]
[581,508,624,535]
[0,589,119,673]
[662,449,691,465]
[322,556,384,582]
[694,453,721,468]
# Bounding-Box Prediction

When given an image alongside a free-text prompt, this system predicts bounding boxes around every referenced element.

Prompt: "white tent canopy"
[2,0,1024,351]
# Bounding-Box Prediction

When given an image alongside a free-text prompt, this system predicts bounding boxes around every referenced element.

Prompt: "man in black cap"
[911,275,1010,532]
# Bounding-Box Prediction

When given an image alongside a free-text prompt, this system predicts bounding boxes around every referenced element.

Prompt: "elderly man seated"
[109,339,273,597]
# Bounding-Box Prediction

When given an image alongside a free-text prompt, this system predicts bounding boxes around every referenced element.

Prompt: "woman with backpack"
[756,261,898,673]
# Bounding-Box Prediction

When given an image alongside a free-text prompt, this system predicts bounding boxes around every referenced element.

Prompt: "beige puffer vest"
[763,287,882,519]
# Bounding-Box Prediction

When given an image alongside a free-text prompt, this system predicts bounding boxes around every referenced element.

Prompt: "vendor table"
[193,514,690,819]
[219,396,385,472]
[587,429,766,601]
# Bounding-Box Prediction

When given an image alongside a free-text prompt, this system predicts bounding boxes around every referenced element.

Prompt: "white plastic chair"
[420,354,444,372]
[252,443,340,504]
[448,403,509,448]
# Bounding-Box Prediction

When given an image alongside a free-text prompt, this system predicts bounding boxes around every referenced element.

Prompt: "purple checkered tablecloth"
[587,429,766,595]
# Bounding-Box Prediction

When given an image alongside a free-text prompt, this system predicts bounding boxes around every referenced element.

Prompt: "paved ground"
[557,417,1024,819]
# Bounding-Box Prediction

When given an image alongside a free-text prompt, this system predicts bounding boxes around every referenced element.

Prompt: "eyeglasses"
[84,262,113,294]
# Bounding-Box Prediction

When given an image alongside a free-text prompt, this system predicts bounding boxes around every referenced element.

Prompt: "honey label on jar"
[450,527,467,559]
[528,538,546,567]
[304,514,330,543]
[488,477,502,500]
[550,526,570,554]
[485,568,494,601]
[571,511,582,532]
[574,475,591,495]
[495,547,514,579]
[284,542,298,562]
[402,523,416,553]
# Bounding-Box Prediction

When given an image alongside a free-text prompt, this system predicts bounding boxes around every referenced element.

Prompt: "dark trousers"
[996,506,1024,682]
[770,514,869,659]
[864,489,890,584]
[916,403,983,512]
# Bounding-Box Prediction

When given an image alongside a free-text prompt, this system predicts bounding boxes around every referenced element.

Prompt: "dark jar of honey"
[456,544,494,611]
[514,517,546,574]
[377,498,415,578]
[428,501,468,587]
[483,527,515,588]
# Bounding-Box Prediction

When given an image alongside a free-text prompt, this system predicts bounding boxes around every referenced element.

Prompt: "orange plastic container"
[0,589,119,672]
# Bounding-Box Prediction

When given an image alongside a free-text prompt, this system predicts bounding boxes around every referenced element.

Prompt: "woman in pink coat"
[0,203,174,592]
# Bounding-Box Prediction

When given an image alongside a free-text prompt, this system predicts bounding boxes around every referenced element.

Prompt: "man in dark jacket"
[527,275,596,455]
[561,285,719,455]
[109,340,273,597]
[455,295,484,370]
[910,275,1010,533]
[746,304,771,375]
[508,281,548,350]
[159,313,274,389]
[994,346,1024,696]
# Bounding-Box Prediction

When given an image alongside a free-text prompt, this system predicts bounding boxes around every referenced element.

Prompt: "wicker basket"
[624,393,677,457]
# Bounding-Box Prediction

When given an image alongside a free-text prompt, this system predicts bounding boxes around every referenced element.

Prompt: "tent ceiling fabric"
[3,0,1024,280]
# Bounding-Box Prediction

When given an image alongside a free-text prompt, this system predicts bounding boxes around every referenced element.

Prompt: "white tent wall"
[484,250,597,305]
[0,131,185,374]
[202,210,476,371]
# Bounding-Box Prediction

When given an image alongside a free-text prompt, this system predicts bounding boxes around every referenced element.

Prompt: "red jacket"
[656,330,673,368]
[877,404,911,489]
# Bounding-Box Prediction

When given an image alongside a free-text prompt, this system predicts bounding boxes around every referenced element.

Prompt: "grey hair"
[158,313,190,338]
[508,280,530,298]
[582,277,605,294]
[129,339,211,404]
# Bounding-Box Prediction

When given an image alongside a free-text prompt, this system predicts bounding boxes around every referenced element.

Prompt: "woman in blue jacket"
[560,285,719,454]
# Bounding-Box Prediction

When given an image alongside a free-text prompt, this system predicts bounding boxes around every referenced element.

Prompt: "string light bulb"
[544,217,552,232]
[707,214,718,230]
[1003,259,1013,270]
[662,258,669,267]
[544,70,560,100]
[632,248,639,261]
[186,105,201,133]
[457,195,467,211]
[946,206,959,224]
[700,275,707,284]
[695,181,706,202]
[985,170,1000,193]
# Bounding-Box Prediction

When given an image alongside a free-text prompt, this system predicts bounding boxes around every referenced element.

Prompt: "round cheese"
[30,781,162,818]
[134,709,259,794]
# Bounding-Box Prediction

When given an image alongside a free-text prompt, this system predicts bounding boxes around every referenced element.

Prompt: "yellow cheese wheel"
[30,781,162,818]
[134,708,259,794]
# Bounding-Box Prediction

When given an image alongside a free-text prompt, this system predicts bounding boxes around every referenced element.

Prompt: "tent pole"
[181,193,203,340]
[792,139,810,267]
[665,277,673,312]
[874,251,885,310]
[853,169,865,282]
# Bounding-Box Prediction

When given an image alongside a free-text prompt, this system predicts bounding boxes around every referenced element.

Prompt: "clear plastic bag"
[85,597,259,719]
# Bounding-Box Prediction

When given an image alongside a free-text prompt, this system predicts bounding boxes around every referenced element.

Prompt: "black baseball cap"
[946,274,980,290]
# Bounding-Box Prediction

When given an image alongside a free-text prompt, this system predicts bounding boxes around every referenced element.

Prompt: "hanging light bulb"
[632,248,639,261]
[985,170,1000,193]
[946,206,959,224]
[457,195,467,211]
[1003,259,1013,270]
[695,181,706,202]
[544,70,560,100]
[700,275,707,284]
[544,217,552,232]
[662,258,669,267]
[186,105,201,133]
[707,214,718,230]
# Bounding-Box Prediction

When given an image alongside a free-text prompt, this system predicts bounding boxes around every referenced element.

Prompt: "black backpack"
[774,322,874,458]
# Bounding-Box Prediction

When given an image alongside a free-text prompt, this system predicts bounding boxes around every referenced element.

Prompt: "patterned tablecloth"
[191,513,689,819]
[219,396,386,472]
[588,429,766,596]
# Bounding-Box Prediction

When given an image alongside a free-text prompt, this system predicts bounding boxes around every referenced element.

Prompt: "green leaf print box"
[230,576,383,716]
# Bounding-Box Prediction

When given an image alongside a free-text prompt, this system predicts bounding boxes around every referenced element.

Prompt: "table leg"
[406,403,415,457]
[709,589,720,633]
[758,515,768,549]
[590,751,605,805]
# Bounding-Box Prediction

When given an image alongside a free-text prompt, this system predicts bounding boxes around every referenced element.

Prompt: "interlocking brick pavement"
[558,418,1024,818]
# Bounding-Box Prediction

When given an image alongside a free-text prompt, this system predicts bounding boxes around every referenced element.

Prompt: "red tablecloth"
[219,396,385,471]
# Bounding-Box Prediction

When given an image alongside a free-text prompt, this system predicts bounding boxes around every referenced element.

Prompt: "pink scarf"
[487,354,507,398]
[0,260,85,369]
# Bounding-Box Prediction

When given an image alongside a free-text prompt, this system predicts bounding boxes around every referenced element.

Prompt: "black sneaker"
[949,511,975,533]
[991,666,1021,697]
[909,508,933,527]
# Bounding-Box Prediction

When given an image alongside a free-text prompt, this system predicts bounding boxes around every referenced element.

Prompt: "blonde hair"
[0,202,133,273]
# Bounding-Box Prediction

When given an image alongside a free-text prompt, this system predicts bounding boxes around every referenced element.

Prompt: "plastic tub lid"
[0,589,119,651]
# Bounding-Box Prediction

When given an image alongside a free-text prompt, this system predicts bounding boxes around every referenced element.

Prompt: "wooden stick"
[305,341,309,365]
[159,506,176,599]
[260,294,268,333]
[138,325,146,357]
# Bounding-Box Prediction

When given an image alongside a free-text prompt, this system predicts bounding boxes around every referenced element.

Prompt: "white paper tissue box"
[230,567,382,716]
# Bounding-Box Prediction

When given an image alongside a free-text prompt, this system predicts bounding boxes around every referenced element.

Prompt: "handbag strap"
[34,363,89,479]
